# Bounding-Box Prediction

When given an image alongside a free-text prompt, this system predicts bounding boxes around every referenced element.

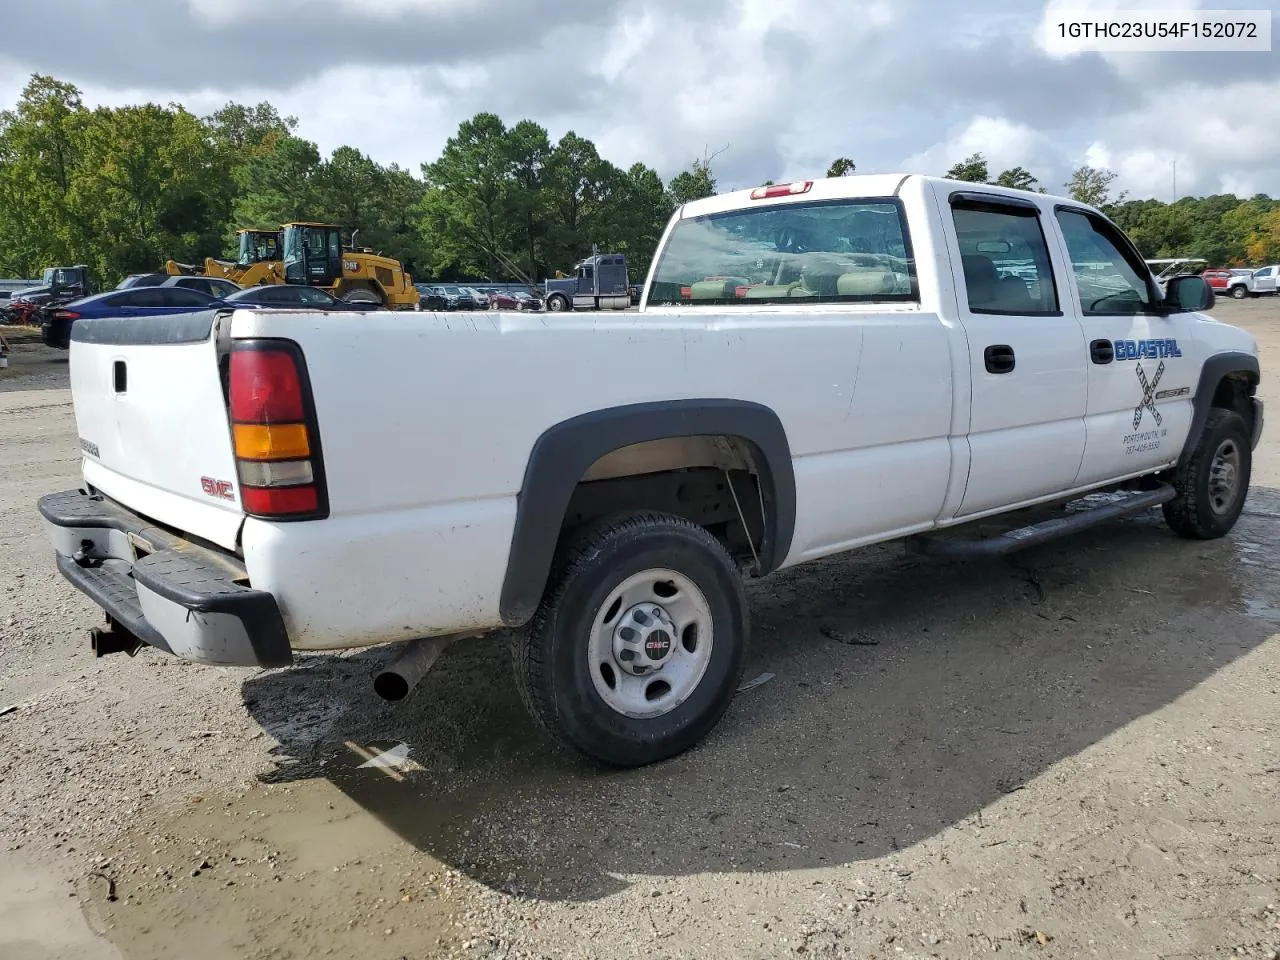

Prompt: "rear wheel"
[343,286,384,306]
[1231,284,1249,299]
[514,512,749,767]
[1163,408,1251,539]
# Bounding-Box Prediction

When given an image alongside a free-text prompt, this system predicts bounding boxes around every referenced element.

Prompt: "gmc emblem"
[200,476,235,501]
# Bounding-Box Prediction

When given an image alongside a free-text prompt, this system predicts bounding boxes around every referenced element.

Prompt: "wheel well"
[562,436,768,571]
[1211,372,1257,422]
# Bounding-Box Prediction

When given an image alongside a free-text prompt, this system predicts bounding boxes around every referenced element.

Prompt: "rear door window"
[160,288,214,308]
[950,199,1060,316]
[121,288,169,308]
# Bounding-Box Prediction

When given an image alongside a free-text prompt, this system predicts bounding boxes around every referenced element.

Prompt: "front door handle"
[984,344,1016,374]
[1090,339,1114,364]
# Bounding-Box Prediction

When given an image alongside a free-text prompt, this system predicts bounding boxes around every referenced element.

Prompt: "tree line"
[1,74,1276,289]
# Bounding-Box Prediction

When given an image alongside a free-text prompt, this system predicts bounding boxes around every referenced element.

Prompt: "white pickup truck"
[40,174,1263,768]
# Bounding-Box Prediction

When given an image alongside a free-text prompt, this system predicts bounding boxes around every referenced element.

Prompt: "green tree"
[993,166,1038,191]
[826,157,856,177]
[668,157,717,205]
[231,134,322,232]
[419,112,522,279]
[1066,165,1125,209]
[72,102,232,277]
[205,101,296,154]
[0,74,92,275]
[608,162,671,278]
[945,153,989,183]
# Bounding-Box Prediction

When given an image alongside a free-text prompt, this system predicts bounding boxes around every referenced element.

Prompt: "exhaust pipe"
[373,634,465,702]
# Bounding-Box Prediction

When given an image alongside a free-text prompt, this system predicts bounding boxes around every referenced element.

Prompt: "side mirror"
[1163,275,1214,313]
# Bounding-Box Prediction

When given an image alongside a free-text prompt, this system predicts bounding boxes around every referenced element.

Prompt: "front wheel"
[514,512,749,767]
[1163,408,1251,539]
[546,294,569,312]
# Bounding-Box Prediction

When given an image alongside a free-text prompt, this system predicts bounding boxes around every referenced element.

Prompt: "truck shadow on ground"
[242,493,1280,903]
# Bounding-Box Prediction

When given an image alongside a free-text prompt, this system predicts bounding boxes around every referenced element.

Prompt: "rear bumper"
[38,489,292,667]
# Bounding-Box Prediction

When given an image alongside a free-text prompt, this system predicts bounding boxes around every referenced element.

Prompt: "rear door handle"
[984,344,1016,374]
[1090,339,1114,364]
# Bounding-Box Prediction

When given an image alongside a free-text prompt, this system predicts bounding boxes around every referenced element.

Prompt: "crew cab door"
[941,190,1087,518]
[1052,206,1198,484]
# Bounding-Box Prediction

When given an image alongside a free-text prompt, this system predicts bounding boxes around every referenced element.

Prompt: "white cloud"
[902,116,1058,180]
[1,0,1276,202]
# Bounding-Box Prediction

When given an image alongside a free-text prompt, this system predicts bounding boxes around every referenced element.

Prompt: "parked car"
[1252,265,1279,295]
[221,285,381,311]
[116,273,241,298]
[166,275,241,299]
[1204,268,1259,299]
[438,285,478,310]
[415,284,449,311]
[487,289,543,311]
[40,285,219,348]
[116,272,169,289]
[39,174,1261,770]
[462,286,490,309]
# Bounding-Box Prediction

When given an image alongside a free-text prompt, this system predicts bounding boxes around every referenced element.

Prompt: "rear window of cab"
[648,198,919,306]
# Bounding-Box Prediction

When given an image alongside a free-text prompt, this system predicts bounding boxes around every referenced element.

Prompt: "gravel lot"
[2,304,1279,960]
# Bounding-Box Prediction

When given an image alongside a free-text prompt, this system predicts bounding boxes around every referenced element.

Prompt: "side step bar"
[906,485,1176,559]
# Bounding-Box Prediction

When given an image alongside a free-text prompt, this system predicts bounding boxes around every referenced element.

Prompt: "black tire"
[343,286,384,306]
[1162,408,1251,539]
[1230,285,1248,299]
[514,512,749,767]
[546,294,569,312]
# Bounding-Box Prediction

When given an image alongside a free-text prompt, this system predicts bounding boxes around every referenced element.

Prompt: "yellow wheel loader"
[279,223,419,309]
[165,223,420,310]
[165,229,284,286]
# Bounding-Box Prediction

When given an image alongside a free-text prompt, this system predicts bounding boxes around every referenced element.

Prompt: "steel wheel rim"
[587,568,714,719]
[1208,437,1242,515]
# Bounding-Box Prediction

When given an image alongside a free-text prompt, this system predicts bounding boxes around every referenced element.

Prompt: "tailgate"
[69,311,244,551]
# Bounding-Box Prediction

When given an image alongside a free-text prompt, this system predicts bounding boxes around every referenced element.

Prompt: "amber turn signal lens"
[233,422,311,461]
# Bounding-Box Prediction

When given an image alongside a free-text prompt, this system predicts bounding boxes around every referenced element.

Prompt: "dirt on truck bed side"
[1,305,1279,960]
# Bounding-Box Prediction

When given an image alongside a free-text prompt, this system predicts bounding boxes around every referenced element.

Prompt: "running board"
[905,485,1176,559]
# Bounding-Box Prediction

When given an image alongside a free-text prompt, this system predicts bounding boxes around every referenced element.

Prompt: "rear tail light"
[734,286,750,298]
[680,286,692,299]
[53,310,80,320]
[228,340,327,520]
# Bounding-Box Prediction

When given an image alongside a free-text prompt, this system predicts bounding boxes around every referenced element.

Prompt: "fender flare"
[1179,351,1260,467]
[499,399,797,626]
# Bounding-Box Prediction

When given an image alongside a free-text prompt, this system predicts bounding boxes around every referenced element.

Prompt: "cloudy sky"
[0,0,1276,200]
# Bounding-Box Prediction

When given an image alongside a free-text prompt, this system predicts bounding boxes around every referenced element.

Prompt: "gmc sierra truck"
[40,174,1263,768]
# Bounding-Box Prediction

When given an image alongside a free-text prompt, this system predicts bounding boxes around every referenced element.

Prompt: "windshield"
[648,198,917,306]
[238,231,281,266]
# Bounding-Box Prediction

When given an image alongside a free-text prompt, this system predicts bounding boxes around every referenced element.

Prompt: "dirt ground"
[1,303,1279,960]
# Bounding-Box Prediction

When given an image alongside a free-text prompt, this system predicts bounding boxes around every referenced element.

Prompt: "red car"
[487,289,543,311]
[1203,268,1254,295]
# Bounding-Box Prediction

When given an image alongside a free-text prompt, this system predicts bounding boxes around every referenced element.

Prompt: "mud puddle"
[83,745,468,960]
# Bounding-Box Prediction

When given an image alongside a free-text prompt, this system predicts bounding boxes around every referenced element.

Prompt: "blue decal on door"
[1113,338,1181,360]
